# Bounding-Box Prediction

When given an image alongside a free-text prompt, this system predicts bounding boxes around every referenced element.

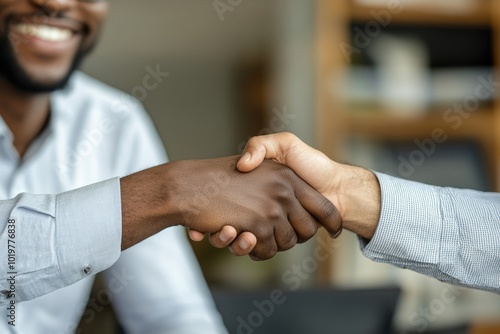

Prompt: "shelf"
[345,108,495,142]
[350,0,491,26]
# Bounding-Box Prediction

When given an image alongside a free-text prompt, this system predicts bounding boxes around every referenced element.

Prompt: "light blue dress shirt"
[0,73,227,333]
[362,172,500,294]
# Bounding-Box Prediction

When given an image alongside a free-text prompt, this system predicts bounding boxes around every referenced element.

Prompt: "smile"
[13,23,73,43]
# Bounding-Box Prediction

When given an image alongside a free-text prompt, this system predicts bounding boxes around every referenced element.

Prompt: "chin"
[1,67,77,94]
[0,33,88,94]
[0,60,85,94]
[28,69,73,87]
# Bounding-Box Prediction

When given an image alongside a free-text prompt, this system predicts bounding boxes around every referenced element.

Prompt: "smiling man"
[0,0,98,94]
[0,0,343,333]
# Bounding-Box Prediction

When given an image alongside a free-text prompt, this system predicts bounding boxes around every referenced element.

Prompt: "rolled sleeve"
[0,178,122,304]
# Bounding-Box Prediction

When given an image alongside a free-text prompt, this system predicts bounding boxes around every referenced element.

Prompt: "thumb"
[237,132,295,173]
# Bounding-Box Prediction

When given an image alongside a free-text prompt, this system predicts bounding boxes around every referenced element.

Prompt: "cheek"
[80,4,109,48]
[85,3,109,31]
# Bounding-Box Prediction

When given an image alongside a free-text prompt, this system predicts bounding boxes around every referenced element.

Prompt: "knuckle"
[298,223,318,243]
[253,224,274,241]
[278,230,298,250]
[252,243,278,261]
[266,205,284,221]
[274,186,292,202]
[248,135,260,145]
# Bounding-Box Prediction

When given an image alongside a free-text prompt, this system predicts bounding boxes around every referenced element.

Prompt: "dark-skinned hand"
[121,156,342,260]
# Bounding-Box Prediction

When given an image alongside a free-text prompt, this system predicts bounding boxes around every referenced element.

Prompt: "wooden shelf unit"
[315,0,500,283]
[316,0,500,190]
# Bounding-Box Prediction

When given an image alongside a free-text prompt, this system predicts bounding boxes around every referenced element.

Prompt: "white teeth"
[15,23,72,42]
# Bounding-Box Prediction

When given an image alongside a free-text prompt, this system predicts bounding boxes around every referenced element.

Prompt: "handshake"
[121,133,381,260]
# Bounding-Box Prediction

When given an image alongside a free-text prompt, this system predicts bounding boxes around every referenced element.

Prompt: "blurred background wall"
[79,1,500,333]
[82,0,306,161]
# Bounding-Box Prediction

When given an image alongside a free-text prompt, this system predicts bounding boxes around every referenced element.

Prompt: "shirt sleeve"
[0,178,122,305]
[360,172,500,293]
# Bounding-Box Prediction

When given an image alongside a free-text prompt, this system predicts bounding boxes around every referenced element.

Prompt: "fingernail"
[240,239,250,250]
[330,229,342,239]
[250,254,261,261]
[242,152,251,162]
[219,230,231,242]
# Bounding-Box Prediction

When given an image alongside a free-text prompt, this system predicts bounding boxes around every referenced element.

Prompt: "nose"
[28,0,76,15]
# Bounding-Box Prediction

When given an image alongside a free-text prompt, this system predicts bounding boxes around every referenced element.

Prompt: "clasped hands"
[182,133,345,260]
[122,133,379,254]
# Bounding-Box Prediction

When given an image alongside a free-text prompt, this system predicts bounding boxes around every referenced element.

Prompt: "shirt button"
[82,265,93,276]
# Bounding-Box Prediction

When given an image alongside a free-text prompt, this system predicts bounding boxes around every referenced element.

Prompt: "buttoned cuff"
[56,177,122,286]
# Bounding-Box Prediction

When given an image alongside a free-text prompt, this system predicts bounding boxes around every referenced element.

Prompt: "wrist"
[120,164,178,249]
[333,163,381,239]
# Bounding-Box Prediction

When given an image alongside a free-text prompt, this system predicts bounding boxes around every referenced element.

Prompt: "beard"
[0,28,91,94]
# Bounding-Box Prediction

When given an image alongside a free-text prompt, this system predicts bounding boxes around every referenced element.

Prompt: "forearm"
[120,163,180,250]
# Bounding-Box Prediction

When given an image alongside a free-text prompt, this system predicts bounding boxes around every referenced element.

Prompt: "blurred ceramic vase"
[369,34,431,117]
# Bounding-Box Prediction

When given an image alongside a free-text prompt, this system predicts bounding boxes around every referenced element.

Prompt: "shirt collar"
[0,114,13,141]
